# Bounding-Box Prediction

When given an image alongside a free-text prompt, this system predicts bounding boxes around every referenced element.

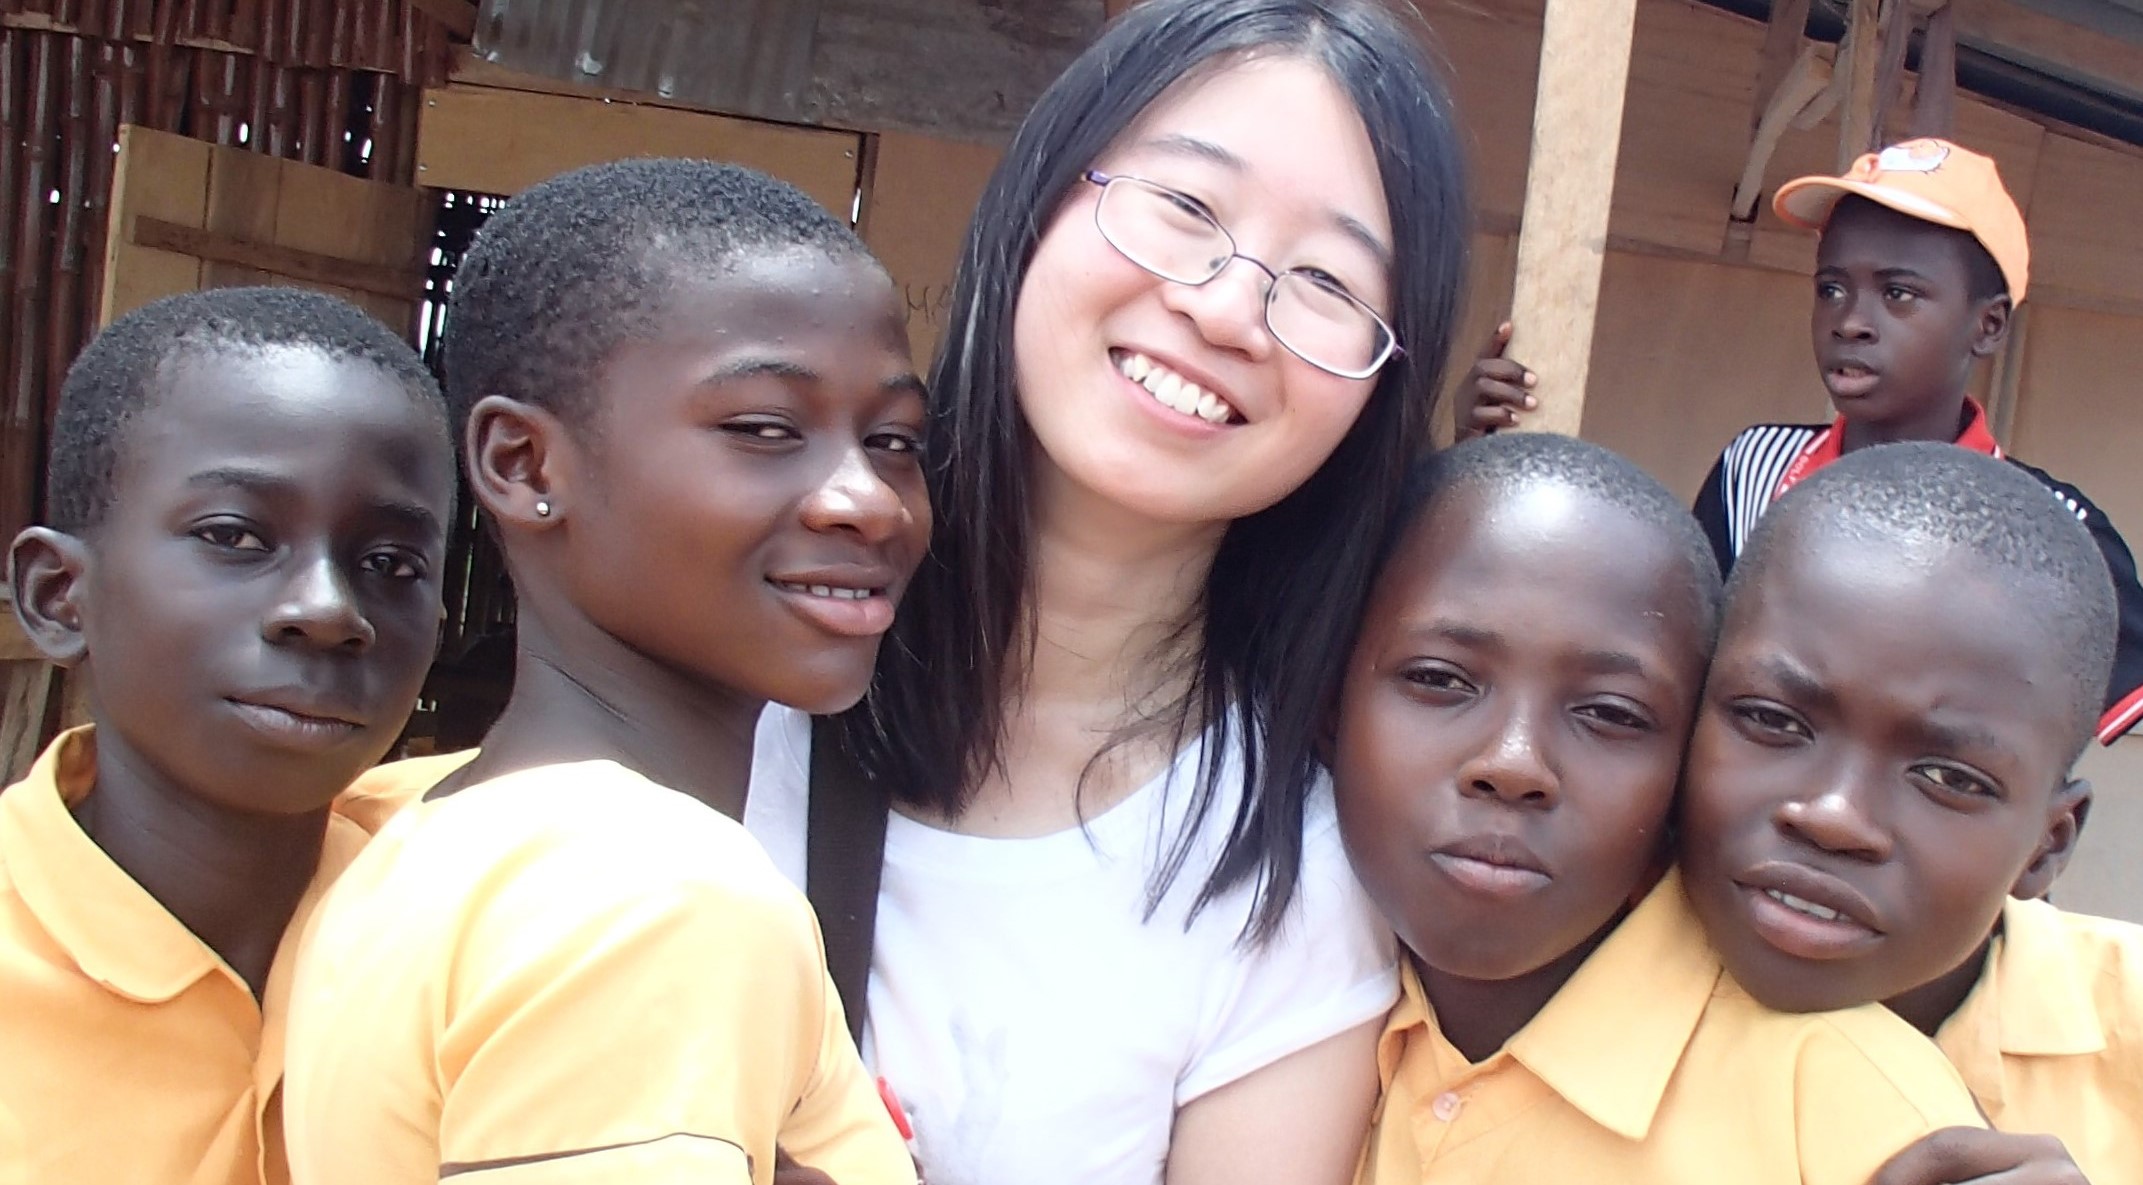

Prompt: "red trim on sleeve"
[2096,684,2143,745]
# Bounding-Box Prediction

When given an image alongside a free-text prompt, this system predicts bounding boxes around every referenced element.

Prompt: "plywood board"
[2009,304,2143,545]
[416,84,866,216]
[202,146,285,291]
[1580,248,1831,500]
[99,126,209,325]
[2026,136,2143,308]
[273,158,437,333]
[859,130,1000,367]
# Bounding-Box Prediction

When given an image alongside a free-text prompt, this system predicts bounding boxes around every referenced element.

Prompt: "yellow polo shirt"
[0,727,414,1185]
[284,757,914,1185]
[1936,895,2143,1182]
[1356,871,1985,1185]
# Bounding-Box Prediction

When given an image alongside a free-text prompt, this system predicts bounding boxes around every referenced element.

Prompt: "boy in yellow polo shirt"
[1681,442,2142,1185]
[0,287,457,1184]
[1334,432,1984,1185]
[282,160,922,1185]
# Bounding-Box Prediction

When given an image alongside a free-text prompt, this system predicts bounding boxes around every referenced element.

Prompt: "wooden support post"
[1911,3,1959,138]
[1506,0,1639,437]
[1838,0,1884,170]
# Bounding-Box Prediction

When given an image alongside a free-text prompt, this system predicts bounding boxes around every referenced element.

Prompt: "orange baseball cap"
[1774,138,2030,303]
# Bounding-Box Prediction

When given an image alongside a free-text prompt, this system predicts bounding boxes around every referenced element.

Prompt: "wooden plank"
[1751,0,1813,135]
[128,216,427,302]
[1582,249,1831,499]
[1838,0,1883,170]
[0,661,56,787]
[0,603,40,664]
[414,84,865,217]
[1948,0,2143,104]
[98,125,209,326]
[271,153,436,332]
[202,141,284,290]
[1505,0,1639,437]
[858,130,1000,368]
[2010,304,2143,555]
[2024,134,2143,306]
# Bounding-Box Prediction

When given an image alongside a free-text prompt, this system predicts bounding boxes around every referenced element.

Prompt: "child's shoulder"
[333,750,477,834]
[2003,895,2143,1018]
[1718,421,1829,460]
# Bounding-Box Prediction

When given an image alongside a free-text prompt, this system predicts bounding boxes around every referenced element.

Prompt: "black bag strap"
[806,717,890,1044]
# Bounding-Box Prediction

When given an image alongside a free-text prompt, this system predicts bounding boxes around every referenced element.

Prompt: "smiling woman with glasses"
[741,3,1472,1184]
[1083,170,1404,381]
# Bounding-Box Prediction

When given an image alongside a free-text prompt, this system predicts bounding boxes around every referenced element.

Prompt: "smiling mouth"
[771,581,883,601]
[1112,350,1241,425]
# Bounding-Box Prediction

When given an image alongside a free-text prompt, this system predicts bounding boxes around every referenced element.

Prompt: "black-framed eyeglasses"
[1083,170,1402,380]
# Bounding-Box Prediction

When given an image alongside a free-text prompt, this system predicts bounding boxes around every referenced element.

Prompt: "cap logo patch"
[1873,140,1951,175]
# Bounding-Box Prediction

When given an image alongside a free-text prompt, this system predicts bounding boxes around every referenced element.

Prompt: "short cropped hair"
[47,286,444,533]
[1734,442,2117,762]
[441,158,877,435]
[1394,432,1726,644]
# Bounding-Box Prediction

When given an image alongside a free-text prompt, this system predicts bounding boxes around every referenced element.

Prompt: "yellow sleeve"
[774,981,919,1185]
[1792,1010,1988,1185]
[427,836,911,1185]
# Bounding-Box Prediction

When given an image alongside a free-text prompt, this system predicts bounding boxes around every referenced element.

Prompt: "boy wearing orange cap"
[1464,138,2143,748]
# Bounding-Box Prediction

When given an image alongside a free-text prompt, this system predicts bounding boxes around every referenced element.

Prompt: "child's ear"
[466,395,570,529]
[2011,777,2091,901]
[7,527,92,667]
[1969,294,2013,359]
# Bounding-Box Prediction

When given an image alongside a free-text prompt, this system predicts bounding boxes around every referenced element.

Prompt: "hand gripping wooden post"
[1506,0,1641,437]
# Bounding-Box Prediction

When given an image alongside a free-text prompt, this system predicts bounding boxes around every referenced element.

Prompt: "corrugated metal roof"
[472,0,823,121]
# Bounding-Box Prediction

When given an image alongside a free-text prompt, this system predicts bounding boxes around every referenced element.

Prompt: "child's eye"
[1399,663,1476,698]
[1815,280,1845,301]
[1731,700,1810,741]
[1883,285,1918,303]
[359,550,426,581]
[194,522,268,552]
[868,430,923,456]
[1912,763,2000,801]
[1575,699,1655,733]
[722,419,799,443]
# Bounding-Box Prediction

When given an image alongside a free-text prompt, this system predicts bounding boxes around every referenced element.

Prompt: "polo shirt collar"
[1507,871,1720,1140]
[1776,398,2003,499]
[1379,871,1721,1143]
[0,727,221,1002]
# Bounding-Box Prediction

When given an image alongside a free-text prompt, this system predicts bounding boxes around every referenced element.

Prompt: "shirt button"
[1431,1091,1463,1121]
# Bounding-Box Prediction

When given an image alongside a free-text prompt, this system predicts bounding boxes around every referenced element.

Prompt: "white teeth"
[1115,351,1237,425]
[1765,889,1843,922]
[779,582,874,601]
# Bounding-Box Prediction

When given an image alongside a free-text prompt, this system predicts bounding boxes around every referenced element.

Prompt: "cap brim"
[1772,176,1972,233]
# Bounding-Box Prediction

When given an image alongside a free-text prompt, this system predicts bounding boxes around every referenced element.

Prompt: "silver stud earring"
[534,499,553,518]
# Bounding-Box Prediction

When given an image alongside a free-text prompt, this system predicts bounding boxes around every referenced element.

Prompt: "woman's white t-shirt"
[744,705,1399,1185]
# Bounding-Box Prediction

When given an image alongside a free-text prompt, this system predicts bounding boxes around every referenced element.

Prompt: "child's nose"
[265,553,375,652]
[1775,777,1892,862]
[800,445,914,547]
[1458,708,1559,808]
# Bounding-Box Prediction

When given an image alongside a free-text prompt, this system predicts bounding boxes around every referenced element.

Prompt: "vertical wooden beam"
[1751,0,1813,137]
[1910,2,1959,139]
[1838,0,1883,169]
[1506,0,1639,437]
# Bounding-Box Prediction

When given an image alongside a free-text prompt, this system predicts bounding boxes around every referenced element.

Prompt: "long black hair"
[840,0,1471,940]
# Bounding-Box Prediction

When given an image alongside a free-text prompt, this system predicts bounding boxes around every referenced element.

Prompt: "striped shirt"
[1692,403,2143,744]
